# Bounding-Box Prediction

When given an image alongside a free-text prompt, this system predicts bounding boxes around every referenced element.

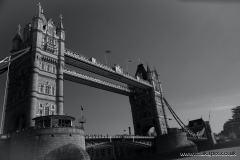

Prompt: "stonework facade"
[3,3,65,134]
[9,127,89,160]
[129,64,168,136]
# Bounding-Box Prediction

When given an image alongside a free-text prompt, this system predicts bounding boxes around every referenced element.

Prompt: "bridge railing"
[64,48,152,87]
[64,67,135,93]
[85,134,154,139]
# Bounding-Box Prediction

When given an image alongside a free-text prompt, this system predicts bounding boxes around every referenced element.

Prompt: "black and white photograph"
[0,0,240,159]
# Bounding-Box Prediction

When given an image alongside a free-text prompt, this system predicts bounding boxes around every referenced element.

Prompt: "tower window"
[45,85,50,94]
[39,62,42,69]
[40,84,44,93]
[49,86,52,95]
[44,107,50,116]
[39,103,43,109]
[41,63,44,70]
[47,65,50,72]
[49,65,53,72]
[52,66,56,73]
[52,87,55,95]
[51,104,55,110]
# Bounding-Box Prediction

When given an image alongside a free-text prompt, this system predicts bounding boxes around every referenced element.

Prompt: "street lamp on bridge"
[104,50,111,65]
[126,60,132,74]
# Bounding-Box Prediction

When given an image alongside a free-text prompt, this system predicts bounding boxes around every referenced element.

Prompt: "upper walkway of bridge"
[64,67,135,96]
[64,48,153,89]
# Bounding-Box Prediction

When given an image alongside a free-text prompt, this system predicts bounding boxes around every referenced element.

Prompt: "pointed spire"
[33,2,42,19]
[38,2,41,10]
[57,14,64,31]
[12,24,22,41]
[154,67,163,93]
[17,24,21,35]
[147,63,151,73]
[154,67,159,77]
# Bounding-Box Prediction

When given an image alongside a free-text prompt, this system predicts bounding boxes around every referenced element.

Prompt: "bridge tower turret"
[56,15,65,115]
[129,64,168,136]
[11,25,23,52]
[2,4,65,134]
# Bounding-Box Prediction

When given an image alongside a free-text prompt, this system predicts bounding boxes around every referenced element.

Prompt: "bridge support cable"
[0,67,8,75]
[0,47,30,134]
[0,56,11,134]
[163,97,185,128]
[0,47,30,66]
[0,48,30,75]
[163,97,198,138]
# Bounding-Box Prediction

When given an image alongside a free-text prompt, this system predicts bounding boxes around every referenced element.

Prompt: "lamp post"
[126,60,132,74]
[79,106,86,130]
[124,130,126,135]
[104,50,111,65]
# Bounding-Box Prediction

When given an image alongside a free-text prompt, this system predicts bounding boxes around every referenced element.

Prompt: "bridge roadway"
[84,134,208,148]
[85,135,154,149]
[64,48,153,90]
[64,68,135,96]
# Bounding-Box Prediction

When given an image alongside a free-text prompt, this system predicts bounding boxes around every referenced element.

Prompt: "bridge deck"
[64,68,135,96]
[64,49,153,89]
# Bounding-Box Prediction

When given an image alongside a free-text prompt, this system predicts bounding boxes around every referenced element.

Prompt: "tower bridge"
[0,4,216,160]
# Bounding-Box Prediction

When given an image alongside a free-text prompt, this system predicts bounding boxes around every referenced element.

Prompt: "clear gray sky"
[1,0,240,135]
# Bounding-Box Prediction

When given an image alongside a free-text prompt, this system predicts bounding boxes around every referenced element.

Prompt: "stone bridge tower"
[2,4,65,134]
[129,63,168,136]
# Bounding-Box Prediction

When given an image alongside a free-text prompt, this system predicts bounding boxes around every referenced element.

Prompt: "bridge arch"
[142,126,157,136]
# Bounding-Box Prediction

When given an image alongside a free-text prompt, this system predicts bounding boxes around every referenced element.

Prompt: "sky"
[1,0,240,135]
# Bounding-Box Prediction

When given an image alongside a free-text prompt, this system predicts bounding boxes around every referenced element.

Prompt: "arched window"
[45,86,50,94]
[40,84,44,93]
[39,103,43,109]
[44,107,50,116]
[39,62,42,69]
[47,65,50,72]
[52,87,55,95]
[49,65,52,73]
[51,104,55,110]
[39,110,43,115]
[49,86,52,95]
[38,85,41,93]
[52,66,56,73]
[41,63,44,70]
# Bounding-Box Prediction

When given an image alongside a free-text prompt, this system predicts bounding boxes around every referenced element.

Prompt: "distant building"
[222,106,240,138]
[187,118,216,146]
[187,118,212,138]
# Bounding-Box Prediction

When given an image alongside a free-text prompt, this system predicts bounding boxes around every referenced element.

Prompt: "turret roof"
[12,24,22,42]
[57,14,64,31]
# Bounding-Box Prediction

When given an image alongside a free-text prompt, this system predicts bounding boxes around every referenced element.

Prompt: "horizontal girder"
[64,49,153,89]
[63,68,135,96]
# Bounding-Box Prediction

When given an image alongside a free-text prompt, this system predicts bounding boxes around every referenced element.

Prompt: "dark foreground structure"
[0,115,90,160]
